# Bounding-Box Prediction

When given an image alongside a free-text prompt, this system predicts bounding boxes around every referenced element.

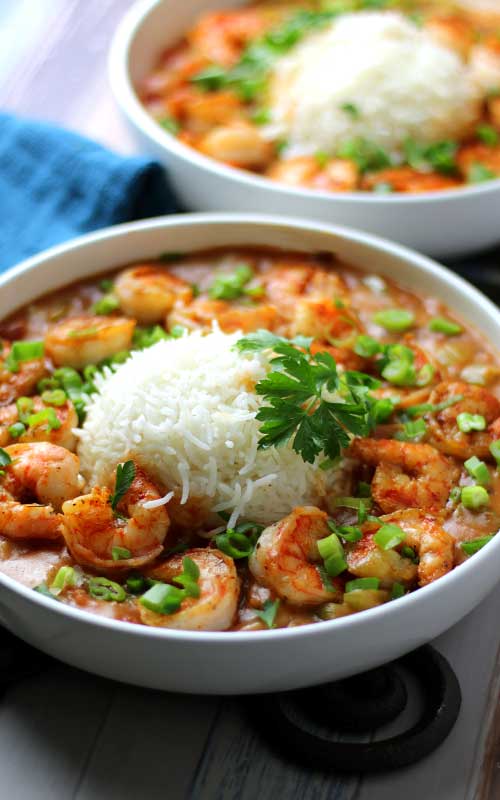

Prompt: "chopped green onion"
[88,577,126,602]
[476,124,499,146]
[91,294,119,315]
[251,107,271,125]
[464,456,491,486]
[318,532,347,577]
[345,577,380,592]
[159,116,180,134]
[416,363,435,387]
[111,546,132,561]
[401,545,418,562]
[37,377,60,392]
[371,397,396,423]
[172,556,201,598]
[381,359,416,386]
[429,317,462,336]
[50,565,78,594]
[461,535,494,555]
[337,137,391,173]
[5,340,44,372]
[391,582,405,600]
[373,182,393,194]
[395,418,427,442]
[27,407,61,431]
[16,396,34,424]
[314,150,329,168]
[41,389,67,406]
[255,598,280,629]
[468,163,496,183]
[461,485,489,510]
[208,264,254,301]
[34,582,60,601]
[139,582,184,614]
[406,394,463,418]
[132,325,170,350]
[457,412,486,433]
[99,279,114,292]
[489,440,500,466]
[354,335,381,358]
[340,102,360,118]
[374,523,406,551]
[215,521,262,559]
[373,309,415,333]
[8,422,25,438]
[357,481,372,498]
[338,525,363,542]
[126,574,146,594]
[449,486,461,504]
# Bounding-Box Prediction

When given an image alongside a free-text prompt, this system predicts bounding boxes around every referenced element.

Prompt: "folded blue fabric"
[0,113,178,272]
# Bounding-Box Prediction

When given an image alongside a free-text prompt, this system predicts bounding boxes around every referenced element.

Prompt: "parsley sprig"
[109,461,136,513]
[236,331,380,464]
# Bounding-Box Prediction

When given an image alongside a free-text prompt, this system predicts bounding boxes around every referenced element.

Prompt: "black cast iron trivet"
[249,644,461,774]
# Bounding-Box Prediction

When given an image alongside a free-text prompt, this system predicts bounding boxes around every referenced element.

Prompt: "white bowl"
[109,0,500,259]
[2,213,500,694]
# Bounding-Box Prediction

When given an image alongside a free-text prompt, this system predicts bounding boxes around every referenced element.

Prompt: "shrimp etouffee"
[140,0,500,195]
[1,247,500,631]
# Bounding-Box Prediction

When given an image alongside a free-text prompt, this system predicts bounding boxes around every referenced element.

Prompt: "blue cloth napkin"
[0,113,178,272]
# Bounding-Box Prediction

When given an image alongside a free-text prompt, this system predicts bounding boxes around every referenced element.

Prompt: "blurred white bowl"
[109,0,500,259]
[2,213,500,694]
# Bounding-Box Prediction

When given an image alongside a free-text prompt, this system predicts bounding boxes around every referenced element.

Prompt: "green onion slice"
[88,577,126,602]
[345,577,380,592]
[461,535,494,555]
[374,524,406,551]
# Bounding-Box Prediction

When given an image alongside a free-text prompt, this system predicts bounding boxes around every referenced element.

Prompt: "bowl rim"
[109,0,500,207]
[1,210,500,645]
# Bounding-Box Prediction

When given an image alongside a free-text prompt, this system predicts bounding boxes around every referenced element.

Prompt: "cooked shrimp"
[45,316,135,369]
[426,382,500,459]
[262,264,347,320]
[0,397,78,450]
[266,156,321,187]
[312,159,359,192]
[0,443,81,539]
[188,9,269,66]
[0,340,47,406]
[61,465,170,571]
[361,167,461,193]
[457,143,500,179]
[249,506,343,606]
[168,297,279,334]
[347,509,454,588]
[114,265,193,324]
[290,297,361,342]
[350,438,460,513]
[425,14,475,58]
[139,548,239,631]
[179,90,243,133]
[199,122,274,169]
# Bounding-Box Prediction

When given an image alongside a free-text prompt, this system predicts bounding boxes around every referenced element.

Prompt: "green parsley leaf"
[237,332,380,463]
[109,461,136,512]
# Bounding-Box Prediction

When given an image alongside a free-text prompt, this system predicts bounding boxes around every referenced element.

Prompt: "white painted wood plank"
[74,687,219,800]
[0,665,113,800]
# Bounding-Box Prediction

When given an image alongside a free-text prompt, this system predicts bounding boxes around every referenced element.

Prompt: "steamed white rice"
[77,329,342,528]
[267,11,482,157]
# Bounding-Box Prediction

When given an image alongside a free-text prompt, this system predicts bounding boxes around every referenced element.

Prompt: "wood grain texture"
[1,1,500,798]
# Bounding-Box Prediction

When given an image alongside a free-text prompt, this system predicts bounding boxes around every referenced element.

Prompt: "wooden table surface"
[1,2,500,798]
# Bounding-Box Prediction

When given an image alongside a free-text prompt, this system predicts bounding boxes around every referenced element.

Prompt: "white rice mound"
[77,329,336,529]
[268,11,482,157]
